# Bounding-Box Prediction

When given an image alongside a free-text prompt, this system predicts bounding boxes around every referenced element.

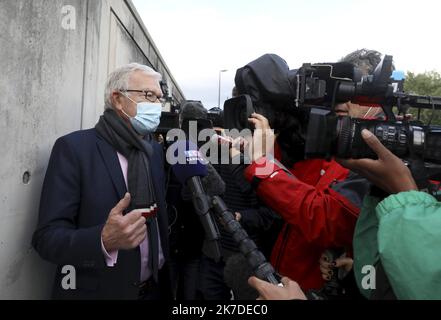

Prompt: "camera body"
[223,53,441,166]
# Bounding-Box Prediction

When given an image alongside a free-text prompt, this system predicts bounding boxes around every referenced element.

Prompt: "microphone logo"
[185,150,208,164]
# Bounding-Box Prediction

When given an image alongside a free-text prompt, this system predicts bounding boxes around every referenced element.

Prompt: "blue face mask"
[122,95,162,135]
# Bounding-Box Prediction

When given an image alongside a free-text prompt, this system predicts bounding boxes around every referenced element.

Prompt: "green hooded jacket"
[353,190,441,299]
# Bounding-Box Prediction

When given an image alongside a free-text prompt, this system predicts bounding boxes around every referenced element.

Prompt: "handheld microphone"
[171,140,222,262]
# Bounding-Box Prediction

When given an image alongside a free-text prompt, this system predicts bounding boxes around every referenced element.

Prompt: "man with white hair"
[32,63,171,300]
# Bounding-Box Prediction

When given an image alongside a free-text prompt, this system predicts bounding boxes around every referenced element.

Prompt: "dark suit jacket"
[32,128,170,299]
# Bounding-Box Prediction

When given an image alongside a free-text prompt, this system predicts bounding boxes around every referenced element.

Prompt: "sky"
[132,0,441,109]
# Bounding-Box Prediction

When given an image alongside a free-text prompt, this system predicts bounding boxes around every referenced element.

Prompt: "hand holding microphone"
[248,276,307,300]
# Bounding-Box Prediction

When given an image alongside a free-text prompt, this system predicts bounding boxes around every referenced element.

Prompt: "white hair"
[104,63,162,109]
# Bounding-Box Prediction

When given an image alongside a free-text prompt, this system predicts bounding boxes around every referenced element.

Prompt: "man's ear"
[112,91,123,111]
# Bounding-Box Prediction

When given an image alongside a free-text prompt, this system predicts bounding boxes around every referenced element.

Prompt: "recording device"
[156,80,180,135]
[224,53,441,186]
[171,140,282,285]
[157,111,180,136]
[208,107,225,128]
[178,100,215,147]
[158,100,210,137]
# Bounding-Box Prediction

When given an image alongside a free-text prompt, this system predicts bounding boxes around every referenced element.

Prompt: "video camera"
[224,54,441,175]
[156,80,181,136]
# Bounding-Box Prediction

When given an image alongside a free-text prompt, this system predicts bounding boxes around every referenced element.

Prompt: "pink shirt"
[101,153,165,282]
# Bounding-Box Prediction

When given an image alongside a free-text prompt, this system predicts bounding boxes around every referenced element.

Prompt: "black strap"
[147,217,159,283]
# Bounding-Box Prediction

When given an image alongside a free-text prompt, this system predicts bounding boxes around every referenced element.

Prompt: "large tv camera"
[224,54,441,186]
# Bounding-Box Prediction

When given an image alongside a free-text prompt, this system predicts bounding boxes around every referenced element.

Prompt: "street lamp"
[218,69,228,108]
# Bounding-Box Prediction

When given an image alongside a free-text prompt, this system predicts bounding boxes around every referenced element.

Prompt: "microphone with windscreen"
[171,140,282,287]
[171,140,222,262]
[224,253,259,300]
[210,195,282,286]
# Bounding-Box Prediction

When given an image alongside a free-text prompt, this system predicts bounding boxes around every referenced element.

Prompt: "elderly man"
[32,63,170,300]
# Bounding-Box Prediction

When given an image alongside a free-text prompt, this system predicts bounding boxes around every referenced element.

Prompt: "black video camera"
[223,54,441,173]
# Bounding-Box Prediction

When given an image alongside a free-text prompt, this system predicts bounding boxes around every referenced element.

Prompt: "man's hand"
[337,129,417,194]
[102,193,147,252]
[247,113,275,162]
[248,276,307,300]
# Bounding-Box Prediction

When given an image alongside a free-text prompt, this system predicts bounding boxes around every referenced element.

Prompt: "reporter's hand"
[247,113,275,162]
[337,129,417,194]
[248,276,307,300]
[102,193,147,252]
[319,253,353,281]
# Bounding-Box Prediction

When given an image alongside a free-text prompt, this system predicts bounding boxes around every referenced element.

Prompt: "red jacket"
[244,154,366,290]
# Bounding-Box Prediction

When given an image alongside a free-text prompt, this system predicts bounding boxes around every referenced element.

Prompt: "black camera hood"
[234,54,295,103]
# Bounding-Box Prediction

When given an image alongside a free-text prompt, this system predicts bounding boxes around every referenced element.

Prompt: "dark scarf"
[95,109,157,215]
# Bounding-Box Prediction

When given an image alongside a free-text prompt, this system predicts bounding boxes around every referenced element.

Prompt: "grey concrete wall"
[0,0,184,299]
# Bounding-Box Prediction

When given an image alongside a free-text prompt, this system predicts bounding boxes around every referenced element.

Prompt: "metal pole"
[218,69,227,108]
[218,71,221,108]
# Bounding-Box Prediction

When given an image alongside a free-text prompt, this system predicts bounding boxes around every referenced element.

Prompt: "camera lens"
[335,117,353,158]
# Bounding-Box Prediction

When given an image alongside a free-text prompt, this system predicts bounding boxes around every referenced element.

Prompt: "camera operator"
[335,49,386,120]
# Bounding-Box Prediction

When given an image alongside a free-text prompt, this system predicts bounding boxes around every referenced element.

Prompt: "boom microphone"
[224,253,259,300]
[211,195,282,286]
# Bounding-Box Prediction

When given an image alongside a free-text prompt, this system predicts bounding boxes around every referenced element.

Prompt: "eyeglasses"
[120,89,163,103]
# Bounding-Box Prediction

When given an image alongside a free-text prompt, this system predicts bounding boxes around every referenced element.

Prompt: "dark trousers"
[197,254,232,300]
[138,266,173,300]
[169,256,201,300]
